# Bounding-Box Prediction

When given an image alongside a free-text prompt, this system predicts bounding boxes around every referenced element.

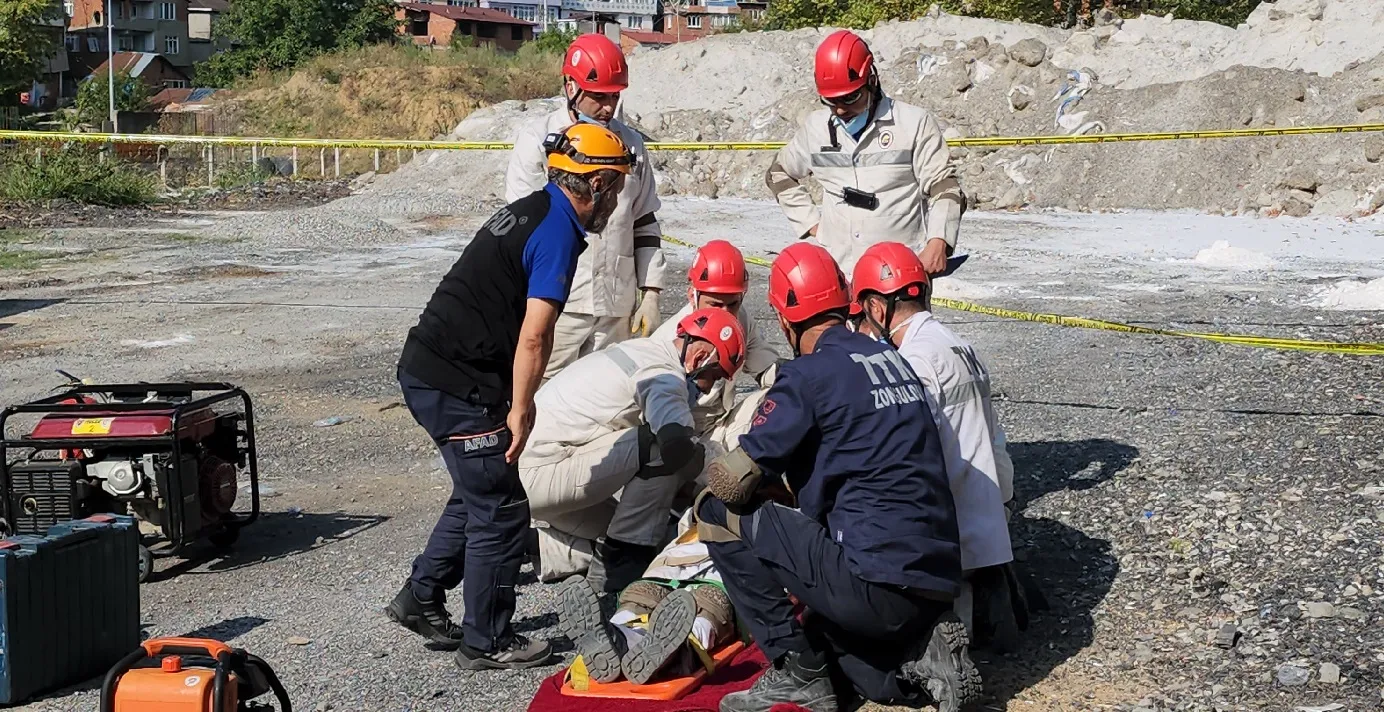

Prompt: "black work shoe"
[622,588,697,685]
[577,622,629,684]
[558,575,605,642]
[970,565,1022,654]
[384,583,466,650]
[454,634,555,671]
[900,613,983,712]
[587,538,660,594]
[720,651,837,712]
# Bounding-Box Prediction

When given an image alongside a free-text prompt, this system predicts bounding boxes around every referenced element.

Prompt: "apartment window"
[164,34,178,53]
[134,2,154,19]
[477,22,496,38]
[116,34,134,50]
[686,13,701,27]
[113,2,123,19]
[91,10,101,24]
[64,0,74,17]
[65,34,79,52]
[159,2,175,19]
[510,25,522,40]
[410,17,428,35]
[458,20,472,34]
[510,5,534,21]
[626,14,642,28]
[87,35,100,51]
[164,79,188,88]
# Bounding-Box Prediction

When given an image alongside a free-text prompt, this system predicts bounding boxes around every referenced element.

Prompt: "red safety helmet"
[814,30,875,99]
[767,243,850,324]
[677,307,746,377]
[851,241,929,303]
[688,240,748,295]
[564,34,629,93]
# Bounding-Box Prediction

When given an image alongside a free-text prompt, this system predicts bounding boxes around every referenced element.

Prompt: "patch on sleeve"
[751,398,776,427]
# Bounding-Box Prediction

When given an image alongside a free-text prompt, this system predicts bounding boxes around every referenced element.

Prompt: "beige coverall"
[766,96,964,274]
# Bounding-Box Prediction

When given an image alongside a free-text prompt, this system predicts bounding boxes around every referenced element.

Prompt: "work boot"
[576,622,630,684]
[970,565,1022,654]
[454,634,555,671]
[720,651,837,712]
[586,538,659,594]
[622,588,697,684]
[558,575,606,642]
[900,613,983,712]
[384,582,466,650]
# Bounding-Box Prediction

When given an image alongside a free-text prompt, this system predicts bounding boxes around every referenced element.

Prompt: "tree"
[530,26,578,55]
[195,0,400,87]
[0,0,63,98]
[75,70,150,124]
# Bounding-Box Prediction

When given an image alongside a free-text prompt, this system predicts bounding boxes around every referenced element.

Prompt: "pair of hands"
[806,225,950,275]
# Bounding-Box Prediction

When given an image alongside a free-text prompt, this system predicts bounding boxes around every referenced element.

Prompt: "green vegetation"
[0,0,62,99]
[766,0,1263,30]
[75,70,150,125]
[217,42,564,141]
[213,161,272,189]
[0,147,158,205]
[196,0,400,87]
[0,249,42,269]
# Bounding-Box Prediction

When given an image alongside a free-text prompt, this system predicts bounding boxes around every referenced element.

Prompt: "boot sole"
[384,600,464,651]
[577,623,626,683]
[719,686,837,712]
[558,575,605,642]
[909,613,982,712]
[623,588,697,685]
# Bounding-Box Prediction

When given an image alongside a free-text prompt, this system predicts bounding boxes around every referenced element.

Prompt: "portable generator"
[101,637,292,712]
[0,375,262,582]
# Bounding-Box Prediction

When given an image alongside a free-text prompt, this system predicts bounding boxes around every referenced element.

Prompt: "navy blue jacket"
[739,325,961,595]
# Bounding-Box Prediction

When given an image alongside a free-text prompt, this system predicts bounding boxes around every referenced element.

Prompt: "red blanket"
[527,645,807,712]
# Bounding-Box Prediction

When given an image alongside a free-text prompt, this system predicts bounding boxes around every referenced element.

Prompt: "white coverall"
[766,96,964,273]
[895,310,1014,572]
[518,336,699,582]
[651,302,782,443]
[506,108,668,380]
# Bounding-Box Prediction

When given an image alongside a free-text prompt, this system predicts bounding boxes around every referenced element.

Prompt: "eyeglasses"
[820,88,865,108]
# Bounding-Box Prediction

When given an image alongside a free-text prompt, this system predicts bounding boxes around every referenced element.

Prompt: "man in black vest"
[387,123,636,671]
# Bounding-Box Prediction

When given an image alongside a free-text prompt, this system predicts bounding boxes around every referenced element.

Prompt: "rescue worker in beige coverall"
[767,29,966,276]
[506,33,667,381]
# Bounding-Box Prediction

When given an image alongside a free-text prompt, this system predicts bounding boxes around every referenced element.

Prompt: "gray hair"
[547,168,623,198]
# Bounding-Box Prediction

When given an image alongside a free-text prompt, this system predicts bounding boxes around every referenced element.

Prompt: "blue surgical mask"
[576,112,608,127]
[686,375,703,410]
[834,104,871,139]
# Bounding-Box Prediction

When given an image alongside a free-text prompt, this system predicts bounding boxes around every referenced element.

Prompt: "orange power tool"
[99,637,292,712]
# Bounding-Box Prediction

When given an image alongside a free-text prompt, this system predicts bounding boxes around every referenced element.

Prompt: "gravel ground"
[1,198,1381,712]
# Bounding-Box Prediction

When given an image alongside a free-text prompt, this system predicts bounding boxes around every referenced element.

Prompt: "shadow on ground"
[150,511,388,582]
[0,298,62,320]
[974,438,1138,707]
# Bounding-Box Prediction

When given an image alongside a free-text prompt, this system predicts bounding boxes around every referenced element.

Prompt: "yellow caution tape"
[661,235,1384,356]
[4,122,1384,151]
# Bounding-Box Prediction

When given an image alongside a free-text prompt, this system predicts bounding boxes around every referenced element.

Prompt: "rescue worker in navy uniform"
[386,123,637,671]
[693,242,983,712]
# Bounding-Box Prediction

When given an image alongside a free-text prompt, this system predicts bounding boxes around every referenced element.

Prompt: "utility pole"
[106,0,116,131]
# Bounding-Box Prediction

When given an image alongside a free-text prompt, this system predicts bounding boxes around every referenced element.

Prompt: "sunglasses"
[820,88,865,108]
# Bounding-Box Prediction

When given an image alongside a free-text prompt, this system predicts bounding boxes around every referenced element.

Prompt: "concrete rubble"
[360,0,1384,218]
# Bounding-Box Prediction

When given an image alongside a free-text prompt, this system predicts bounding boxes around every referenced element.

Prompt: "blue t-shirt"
[523,184,586,303]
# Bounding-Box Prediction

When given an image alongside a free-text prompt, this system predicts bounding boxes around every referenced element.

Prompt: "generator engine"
[2,380,263,582]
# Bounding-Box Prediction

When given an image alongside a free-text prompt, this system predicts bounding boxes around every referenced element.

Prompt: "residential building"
[27,2,71,109]
[397,2,537,51]
[90,51,191,92]
[66,0,192,69]
[413,0,560,31]
[560,0,658,33]
[618,28,685,51]
[186,0,229,64]
[661,0,747,38]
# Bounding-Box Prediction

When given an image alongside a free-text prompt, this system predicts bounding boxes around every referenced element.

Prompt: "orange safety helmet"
[850,241,929,303]
[544,123,636,175]
[767,243,850,324]
[564,34,629,93]
[677,307,746,377]
[688,240,749,295]
[815,30,875,99]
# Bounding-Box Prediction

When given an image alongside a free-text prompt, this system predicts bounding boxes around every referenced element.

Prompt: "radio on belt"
[840,186,879,211]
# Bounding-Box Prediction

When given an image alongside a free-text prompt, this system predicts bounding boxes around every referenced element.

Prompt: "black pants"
[399,368,529,653]
[698,496,950,703]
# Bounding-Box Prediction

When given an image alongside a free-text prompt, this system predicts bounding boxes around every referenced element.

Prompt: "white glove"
[630,289,661,337]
